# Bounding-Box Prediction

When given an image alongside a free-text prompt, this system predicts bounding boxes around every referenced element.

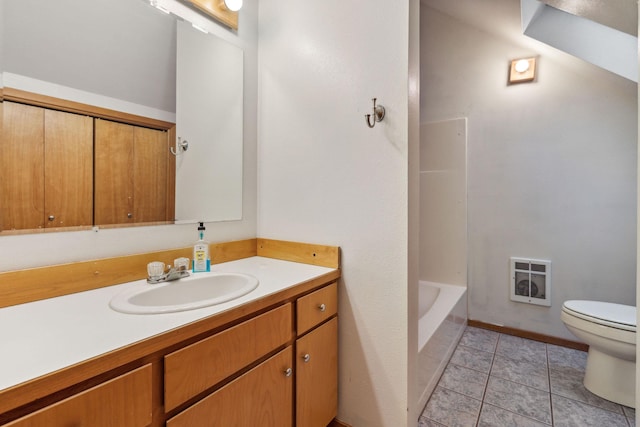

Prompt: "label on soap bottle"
[193,243,210,272]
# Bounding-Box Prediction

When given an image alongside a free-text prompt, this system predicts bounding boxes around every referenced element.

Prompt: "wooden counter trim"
[257,238,340,268]
[2,88,174,131]
[0,271,340,416]
[0,239,257,309]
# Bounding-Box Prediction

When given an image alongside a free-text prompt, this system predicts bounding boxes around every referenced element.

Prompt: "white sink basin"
[109,272,259,314]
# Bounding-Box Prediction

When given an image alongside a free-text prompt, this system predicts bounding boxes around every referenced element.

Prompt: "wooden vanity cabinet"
[164,303,293,411]
[166,282,338,427]
[4,364,152,427]
[167,346,294,427]
[296,283,339,427]
[0,102,93,231]
[94,119,171,226]
[0,278,339,427]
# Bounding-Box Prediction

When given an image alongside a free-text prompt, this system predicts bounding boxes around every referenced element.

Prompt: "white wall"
[0,1,259,271]
[257,0,419,425]
[422,2,637,340]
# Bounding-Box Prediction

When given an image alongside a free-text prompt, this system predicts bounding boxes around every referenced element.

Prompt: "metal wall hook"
[365,98,385,128]
[171,137,189,156]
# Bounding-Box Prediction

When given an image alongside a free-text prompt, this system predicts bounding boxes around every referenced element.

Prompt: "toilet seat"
[562,300,636,333]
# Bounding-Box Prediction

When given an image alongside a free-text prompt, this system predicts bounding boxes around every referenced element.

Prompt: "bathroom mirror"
[0,0,243,230]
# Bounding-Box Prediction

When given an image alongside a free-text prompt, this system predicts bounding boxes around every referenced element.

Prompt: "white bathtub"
[417,281,467,412]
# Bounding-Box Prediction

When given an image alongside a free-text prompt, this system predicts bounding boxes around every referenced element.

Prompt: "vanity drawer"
[4,364,152,427]
[296,282,337,335]
[166,346,293,427]
[164,303,293,411]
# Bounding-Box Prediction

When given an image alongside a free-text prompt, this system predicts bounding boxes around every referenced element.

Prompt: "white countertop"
[0,256,336,392]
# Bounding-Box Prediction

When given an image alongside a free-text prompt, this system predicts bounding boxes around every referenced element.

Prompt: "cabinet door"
[94,119,134,225]
[296,317,338,427]
[167,346,293,427]
[44,109,93,228]
[0,102,44,230]
[133,126,169,223]
[4,364,152,427]
[165,304,292,411]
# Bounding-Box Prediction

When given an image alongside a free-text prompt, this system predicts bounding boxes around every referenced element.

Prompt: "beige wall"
[422,1,637,340]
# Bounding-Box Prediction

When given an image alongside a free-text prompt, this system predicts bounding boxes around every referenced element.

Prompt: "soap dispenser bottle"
[192,222,210,273]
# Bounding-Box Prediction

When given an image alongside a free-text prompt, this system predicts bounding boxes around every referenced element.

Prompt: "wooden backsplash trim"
[0,239,257,309]
[0,238,341,309]
[257,238,340,268]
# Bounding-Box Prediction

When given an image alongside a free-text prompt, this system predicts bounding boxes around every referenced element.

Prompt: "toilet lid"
[563,300,636,332]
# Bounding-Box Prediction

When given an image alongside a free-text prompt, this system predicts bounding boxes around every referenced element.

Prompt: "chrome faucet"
[147,258,190,284]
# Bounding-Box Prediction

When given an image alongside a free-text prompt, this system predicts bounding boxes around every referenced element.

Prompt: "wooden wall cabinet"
[0,102,93,231]
[0,97,175,233]
[94,119,172,226]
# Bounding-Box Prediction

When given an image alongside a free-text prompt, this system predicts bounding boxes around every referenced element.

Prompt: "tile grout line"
[479,332,555,427]
[546,343,555,426]
[474,332,500,427]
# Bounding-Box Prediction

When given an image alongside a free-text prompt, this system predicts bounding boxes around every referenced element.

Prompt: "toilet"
[561,300,636,408]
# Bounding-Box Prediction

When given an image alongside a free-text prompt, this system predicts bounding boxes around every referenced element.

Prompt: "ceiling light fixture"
[508,57,537,85]
[223,0,243,12]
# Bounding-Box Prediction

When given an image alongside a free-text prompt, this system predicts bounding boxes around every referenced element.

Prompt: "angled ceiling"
[422,0,638,82]
[523,0,637,81]
[540,0,637,36]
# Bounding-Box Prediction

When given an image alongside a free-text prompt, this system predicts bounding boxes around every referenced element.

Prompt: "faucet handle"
[174,257,190,271]
[147,261,166,280]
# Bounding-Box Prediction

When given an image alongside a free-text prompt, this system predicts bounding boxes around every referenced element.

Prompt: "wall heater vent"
[510,257,551,307]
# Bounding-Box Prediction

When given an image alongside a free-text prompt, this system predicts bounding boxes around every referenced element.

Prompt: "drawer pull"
[302,353,311,363]
[284,368,293,377]
[318,303,326,312]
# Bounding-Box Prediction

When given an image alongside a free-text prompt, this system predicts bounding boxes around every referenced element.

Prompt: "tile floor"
[419,326,636,427]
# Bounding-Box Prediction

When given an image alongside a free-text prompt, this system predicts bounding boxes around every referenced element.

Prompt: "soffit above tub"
[522,0,638,82]
[539,0,637,36]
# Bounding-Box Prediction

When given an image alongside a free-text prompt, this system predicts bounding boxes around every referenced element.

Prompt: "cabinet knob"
[127,213,133,219]
[48,215,55,221]
[284,368,293,377]
[318,303,326,312]
[302,353,311,363]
